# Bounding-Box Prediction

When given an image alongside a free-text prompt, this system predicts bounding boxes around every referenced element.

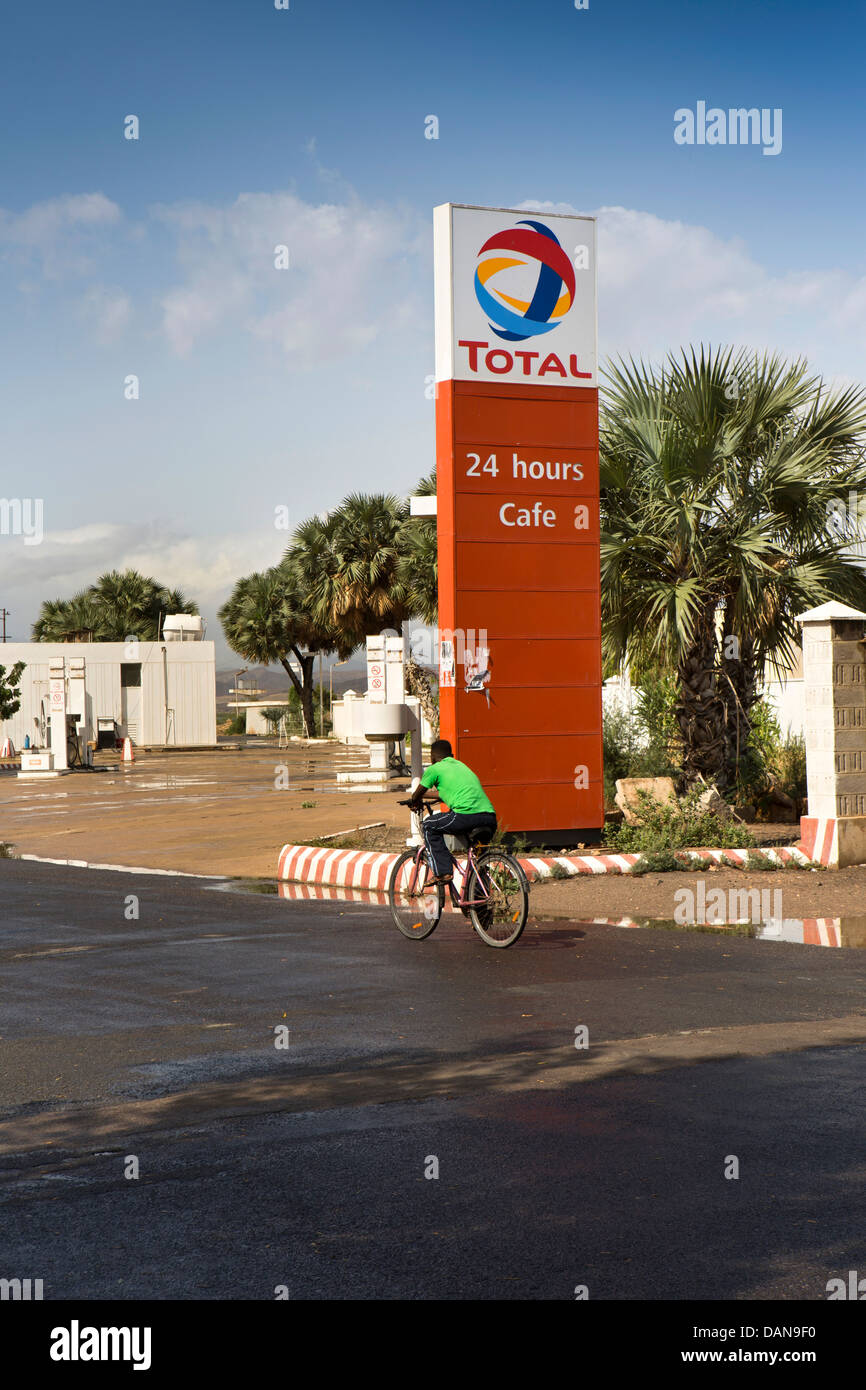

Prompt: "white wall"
[764,677,805,738]
[0,641,216,748]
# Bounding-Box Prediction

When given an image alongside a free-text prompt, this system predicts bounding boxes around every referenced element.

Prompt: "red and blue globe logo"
[474,219,576,342]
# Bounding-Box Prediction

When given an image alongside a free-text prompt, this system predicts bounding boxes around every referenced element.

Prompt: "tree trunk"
[299,653,316,738]
[676,622,730,790]
[282,651,317,738]
[719,631,759,793]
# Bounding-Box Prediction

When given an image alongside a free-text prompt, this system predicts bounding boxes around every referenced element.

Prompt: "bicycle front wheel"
[467,850,529,947]
[388,850,444,940]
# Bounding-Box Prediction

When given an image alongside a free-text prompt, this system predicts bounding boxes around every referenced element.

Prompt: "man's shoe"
[431,874,453,885]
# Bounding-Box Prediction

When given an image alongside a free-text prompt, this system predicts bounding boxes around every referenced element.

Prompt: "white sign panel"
[434,203,597,387]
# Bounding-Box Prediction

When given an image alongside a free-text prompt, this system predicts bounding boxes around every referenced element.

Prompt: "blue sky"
[2,0,865,655]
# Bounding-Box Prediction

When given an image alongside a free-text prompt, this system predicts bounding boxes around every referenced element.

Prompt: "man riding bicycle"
[406,739,497,884]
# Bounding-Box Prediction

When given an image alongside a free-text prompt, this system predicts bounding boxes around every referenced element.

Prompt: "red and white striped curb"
[277,841,812,889]
[797,817,838,866]
[277,843,473,893]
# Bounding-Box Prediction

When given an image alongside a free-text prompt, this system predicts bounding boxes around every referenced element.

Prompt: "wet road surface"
[1,859,865,1300]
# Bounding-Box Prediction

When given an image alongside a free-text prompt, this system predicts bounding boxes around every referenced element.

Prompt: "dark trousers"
[423,810,498,878]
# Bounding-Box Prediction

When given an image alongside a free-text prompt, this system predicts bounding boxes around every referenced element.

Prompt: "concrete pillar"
[796,601,866,866]
[385,634,406,704]
[365,635,388,773]
[49,657,68,772]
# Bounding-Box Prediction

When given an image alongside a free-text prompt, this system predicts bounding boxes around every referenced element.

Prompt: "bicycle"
[388,800,530,948]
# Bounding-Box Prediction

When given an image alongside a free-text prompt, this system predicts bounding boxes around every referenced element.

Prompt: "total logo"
[474,218,574,341]
[462,217,591,380]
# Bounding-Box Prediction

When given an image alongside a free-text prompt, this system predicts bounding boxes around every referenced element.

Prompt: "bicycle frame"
[408,804,493,909]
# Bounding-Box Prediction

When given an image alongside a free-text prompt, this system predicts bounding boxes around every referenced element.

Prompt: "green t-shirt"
[421,756,495,815]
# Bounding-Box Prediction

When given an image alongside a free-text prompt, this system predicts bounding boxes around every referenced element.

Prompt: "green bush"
[603,672,680,807]
[547,862,571,880]
[730,703,806,815]
[770,731,807,808]
[741,851,779,872]
[732,699,781,804]
[607,788,754,853]
[629,848,684,875]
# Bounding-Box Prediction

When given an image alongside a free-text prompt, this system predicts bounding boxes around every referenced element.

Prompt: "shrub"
[221,713,247,736]
[603,671,680,807]
[607,788,754,853]
[741,851,779,872]
[629,849,683,874]
[771,731,807,809]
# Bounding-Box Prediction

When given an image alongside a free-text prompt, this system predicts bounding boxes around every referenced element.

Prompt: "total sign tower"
[433,204,602,844]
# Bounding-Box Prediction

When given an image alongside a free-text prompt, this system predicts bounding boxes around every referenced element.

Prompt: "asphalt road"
[2,859,865,1300]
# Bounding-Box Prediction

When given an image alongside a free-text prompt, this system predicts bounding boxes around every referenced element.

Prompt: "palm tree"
[90,570,197,639]
[287,491,441,733]
[396,470,439,735]
[289,494,413,644]
[33,570,198,642]
[218,567,336,738]
[32,590,104,642]
[601,345,866,791]
[396,469,438,626]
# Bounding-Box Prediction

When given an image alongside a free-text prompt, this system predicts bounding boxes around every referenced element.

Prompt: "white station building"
[0,616,217,751]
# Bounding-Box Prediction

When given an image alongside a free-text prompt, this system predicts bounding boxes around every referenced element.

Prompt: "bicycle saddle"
[466,827,492,847]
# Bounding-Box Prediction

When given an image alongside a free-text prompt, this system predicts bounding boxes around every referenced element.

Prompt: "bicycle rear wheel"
[467,850,529,947]
[388,850,444,939]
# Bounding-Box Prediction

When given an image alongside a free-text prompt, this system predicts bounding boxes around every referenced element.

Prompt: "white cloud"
[520,200,866,384]
[78,286,131,341]
[153,190,425,361]
[0,520,287,651]
[5,184,863,387]
[0,193,122,280]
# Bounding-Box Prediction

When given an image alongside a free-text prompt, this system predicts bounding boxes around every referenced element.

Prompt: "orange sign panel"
[434,204,603,842]
[436,381,603,839]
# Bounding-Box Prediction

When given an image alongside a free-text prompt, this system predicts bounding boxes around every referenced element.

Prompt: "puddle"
[203,885,863,946]
[132,779,219,790]
[211,879,462,911]
[585,916,850,948]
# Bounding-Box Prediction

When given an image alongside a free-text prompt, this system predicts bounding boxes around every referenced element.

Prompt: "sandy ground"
[0,743,412,878]
[2,743,864,920]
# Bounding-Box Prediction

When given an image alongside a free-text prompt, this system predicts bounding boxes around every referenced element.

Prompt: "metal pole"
[235,668,246,724]
[0,608,8,642]
[318,652,323,736]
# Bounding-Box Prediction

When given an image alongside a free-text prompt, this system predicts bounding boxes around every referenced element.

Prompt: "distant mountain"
[215,660,368,703]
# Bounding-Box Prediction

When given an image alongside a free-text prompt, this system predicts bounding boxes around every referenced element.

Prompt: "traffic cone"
[1,737,14,757]
[122,736,134,764]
